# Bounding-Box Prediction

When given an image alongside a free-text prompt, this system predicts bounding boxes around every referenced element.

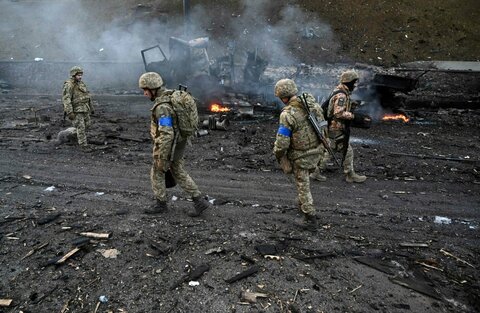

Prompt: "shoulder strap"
[329,89,347,102]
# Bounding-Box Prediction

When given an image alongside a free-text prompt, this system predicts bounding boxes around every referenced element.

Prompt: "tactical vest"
[65,80,91,112]
[286,99,320,151]
[327,84,352,132]
[327,85,352,117]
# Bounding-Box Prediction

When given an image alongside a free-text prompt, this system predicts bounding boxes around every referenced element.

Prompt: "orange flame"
[382,113,409,123]
[210,103,230,113]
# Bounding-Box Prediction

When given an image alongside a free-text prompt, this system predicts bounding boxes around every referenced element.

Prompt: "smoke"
[216,0,338,66]
[0,0,337,64]
[0,1,180,62]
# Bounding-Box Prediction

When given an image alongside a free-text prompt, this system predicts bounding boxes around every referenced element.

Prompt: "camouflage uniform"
[318,83,355,173]
[140,71,210,216]
[273,79,323,217]
[149,89,201,202]
[314,70,366,183]
[62,66,93,147]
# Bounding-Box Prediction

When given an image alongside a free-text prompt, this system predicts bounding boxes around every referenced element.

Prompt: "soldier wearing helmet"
[139,72,210,216]
[273,78,325,232]
[311,69,367,183]
[62,65,94,151]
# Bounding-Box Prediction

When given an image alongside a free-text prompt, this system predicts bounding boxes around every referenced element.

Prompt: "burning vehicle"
[141,36,279,116]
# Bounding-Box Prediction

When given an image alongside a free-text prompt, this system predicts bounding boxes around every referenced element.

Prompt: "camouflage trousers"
[317,133,354,174]
[72,113,91,146]
[293,166,315,216]
[151,158,201,202]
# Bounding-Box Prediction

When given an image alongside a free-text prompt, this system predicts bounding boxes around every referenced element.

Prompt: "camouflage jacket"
[62,78,92,114]
[327,83,354,132]
[150,89,180,160]
[273,94,323,169]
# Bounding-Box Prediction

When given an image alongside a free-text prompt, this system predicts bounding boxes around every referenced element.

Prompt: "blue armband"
[158,116,173,127]
[277,125,292,137]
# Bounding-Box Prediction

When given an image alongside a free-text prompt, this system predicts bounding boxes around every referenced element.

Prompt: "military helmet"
[138,72,163,89]
[340,70,359,83]
[274,78,298,98]
[70,66,83,76]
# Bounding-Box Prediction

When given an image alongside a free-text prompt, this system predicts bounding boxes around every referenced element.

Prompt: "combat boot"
[144,199,168,214]
[346,171,367,183]
[310,171,327,182]
[302,213,318,232]
[187,196,211,217]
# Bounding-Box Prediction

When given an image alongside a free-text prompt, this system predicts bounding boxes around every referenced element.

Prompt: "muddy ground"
[0,92,479,313]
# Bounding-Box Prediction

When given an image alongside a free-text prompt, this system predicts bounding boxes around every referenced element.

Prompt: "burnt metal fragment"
[225,265,259,284]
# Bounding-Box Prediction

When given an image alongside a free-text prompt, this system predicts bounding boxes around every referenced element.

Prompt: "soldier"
[311,70,367,183]
[273,78,324,232]
[138,72,211,217]
[62,66,94,151]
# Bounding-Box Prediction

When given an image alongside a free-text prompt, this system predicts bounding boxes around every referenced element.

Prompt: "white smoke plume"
[0,0,338,64]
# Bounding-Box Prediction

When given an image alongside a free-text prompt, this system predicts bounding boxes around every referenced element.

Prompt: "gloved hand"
[68,113,76,120]
[154,158,170,172]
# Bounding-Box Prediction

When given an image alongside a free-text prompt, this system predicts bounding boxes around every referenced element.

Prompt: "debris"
[434,216,452,225]
[21,242,49,260]
[22,175,32,180]
[188,281,200,286]
[80,232,112,239]
[55,127,77,144]
[99,248,120,259]
[0,299,12,307]
[93,302,100,313]
[240,255,256,264]
[241,290,268,303]
[71,237,90,248]
[37,213,61,225]
[389,152,478,164]
[150,241,171,255]
[44,186,56,192]
[205,247,224,255]
[95,192,105,196]
[293,252,336,262]
[349,285,363,293]
[196,129,209,137]
[354,257,395,275]
[170,263,210,290]
[440,249,475,268]
[48,247,81,265]
[389,276,442,300]
[225,265,259,284]
[415,261,444,272]
[399,242,429,248]
[99,295,108,303]
[255,244,283,255]
[264,255,281,261]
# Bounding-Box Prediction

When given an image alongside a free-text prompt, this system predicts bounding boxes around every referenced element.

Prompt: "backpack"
[321,90,346,122]
[169,90,199,138]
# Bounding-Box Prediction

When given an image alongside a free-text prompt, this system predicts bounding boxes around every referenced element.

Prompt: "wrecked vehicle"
[141,37,279,113]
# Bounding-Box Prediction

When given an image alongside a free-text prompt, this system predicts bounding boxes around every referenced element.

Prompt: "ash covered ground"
[0,90,479,312]
[1,0,480,312]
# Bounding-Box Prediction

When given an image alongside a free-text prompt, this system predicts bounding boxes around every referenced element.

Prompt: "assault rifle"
[301,93,341,168]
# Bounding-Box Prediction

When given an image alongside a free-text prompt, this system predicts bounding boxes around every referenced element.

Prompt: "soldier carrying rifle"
[311,70,367,183]
[273,78,327,232]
